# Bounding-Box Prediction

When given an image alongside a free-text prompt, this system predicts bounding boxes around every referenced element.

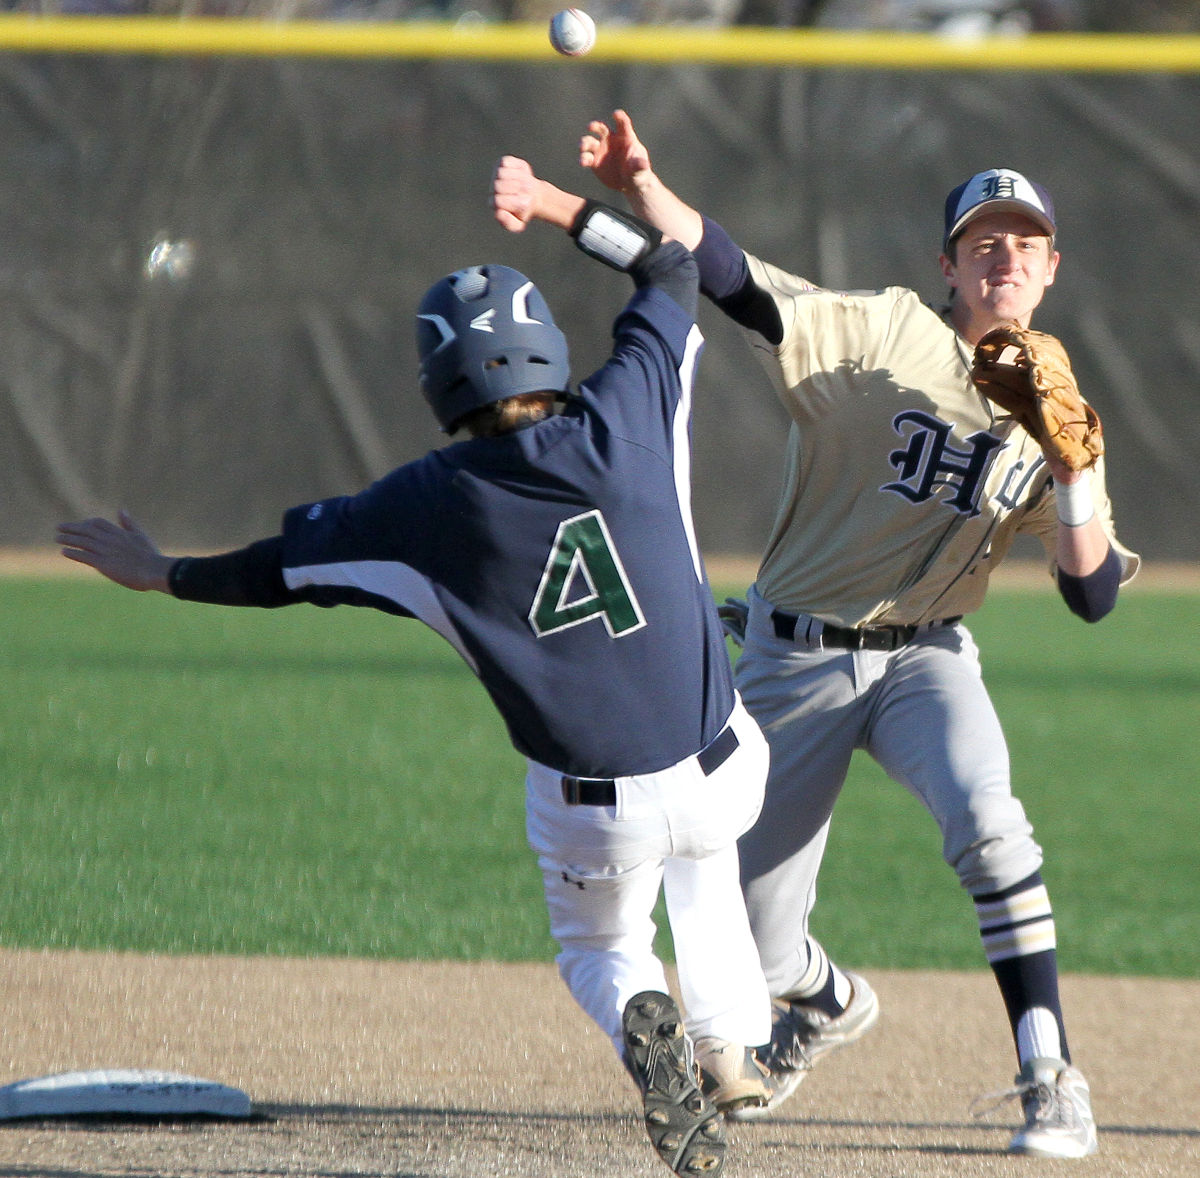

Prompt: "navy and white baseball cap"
[943,168,1056,250]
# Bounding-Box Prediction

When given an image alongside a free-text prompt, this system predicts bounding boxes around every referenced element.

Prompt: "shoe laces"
[970,1069,1070,1128]
[969,1074,1041,1121]
[763,1002,826,1073]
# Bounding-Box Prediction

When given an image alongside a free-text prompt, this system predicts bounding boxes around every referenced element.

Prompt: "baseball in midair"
[549,8,596,57]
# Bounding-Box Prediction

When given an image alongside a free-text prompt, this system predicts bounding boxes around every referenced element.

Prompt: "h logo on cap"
[943,168,1056,249]
[981,175,1018,201]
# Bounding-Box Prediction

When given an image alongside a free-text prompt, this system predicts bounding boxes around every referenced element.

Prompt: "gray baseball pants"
[735,586,1043,998]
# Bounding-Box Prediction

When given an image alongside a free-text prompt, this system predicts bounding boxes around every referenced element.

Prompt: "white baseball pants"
[525,695,772,1058]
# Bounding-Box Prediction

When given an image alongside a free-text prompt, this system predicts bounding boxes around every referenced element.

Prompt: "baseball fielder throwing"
[578,109,1138,1160]
[58,163,776,1177]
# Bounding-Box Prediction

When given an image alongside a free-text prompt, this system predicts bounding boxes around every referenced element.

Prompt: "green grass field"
[0,576,1195,977]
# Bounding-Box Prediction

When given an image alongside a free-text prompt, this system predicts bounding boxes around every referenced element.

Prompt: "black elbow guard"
[1057,546,1122,622]
[569,200,663,272]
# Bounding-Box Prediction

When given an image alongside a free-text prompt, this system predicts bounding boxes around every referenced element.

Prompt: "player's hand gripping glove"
[971,322,1104,472]
[717,597,750,648]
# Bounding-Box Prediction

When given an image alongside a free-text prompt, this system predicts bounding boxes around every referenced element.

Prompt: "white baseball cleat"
[693,1036,770,1116]
[1005,1058,1099,1159]
[726,971,879,1122]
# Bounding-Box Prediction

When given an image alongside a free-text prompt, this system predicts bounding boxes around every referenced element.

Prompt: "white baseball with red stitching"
[549,9,596,57]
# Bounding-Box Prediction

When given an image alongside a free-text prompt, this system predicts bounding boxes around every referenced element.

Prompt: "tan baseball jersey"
[740,255,1140,627]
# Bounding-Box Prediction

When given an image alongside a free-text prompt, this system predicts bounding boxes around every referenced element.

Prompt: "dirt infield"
[2,951,1195,1177]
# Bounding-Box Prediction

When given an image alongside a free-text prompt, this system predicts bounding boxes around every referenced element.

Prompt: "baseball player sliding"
[578,109,1139,1160]
[58,161,776,1177]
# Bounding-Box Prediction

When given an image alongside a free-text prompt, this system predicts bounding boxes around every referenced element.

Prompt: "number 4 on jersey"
[529,509,646,638]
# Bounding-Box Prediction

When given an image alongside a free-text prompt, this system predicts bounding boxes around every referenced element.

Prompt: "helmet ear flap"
[416,265,570,433]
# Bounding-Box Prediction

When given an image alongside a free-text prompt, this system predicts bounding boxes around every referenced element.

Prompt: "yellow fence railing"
[0,16,1196,70]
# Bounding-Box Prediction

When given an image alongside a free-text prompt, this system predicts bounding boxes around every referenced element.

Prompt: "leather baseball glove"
[971,323,1104,472]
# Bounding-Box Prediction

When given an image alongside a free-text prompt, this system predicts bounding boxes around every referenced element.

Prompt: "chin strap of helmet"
[569,200,663,272]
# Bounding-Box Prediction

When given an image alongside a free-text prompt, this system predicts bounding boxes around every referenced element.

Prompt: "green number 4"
[529,510,646,638]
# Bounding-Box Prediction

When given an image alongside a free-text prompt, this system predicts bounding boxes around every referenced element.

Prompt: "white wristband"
[1055,472,1095,527]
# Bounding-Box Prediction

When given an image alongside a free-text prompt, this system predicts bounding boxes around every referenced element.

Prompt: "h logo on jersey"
[883,410,1004,516]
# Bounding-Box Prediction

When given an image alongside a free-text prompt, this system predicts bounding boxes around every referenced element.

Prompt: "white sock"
[1016,1006,1062,1065]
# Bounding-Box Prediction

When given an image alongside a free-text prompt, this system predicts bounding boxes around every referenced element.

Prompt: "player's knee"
[948,831,1043,894]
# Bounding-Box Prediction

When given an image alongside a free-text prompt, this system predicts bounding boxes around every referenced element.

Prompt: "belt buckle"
[853,626,903,652]
[880,629,901,652]
[819,622,864,651]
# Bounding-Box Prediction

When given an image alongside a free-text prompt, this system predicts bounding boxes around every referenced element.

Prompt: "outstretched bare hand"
[56,510,175,592]
[580,109,651,193]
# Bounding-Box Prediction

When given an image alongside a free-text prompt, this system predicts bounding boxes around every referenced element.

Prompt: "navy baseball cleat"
[622,991,726,1175]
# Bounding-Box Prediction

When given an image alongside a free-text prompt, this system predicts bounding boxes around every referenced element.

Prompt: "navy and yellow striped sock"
[975,871,1071,1065]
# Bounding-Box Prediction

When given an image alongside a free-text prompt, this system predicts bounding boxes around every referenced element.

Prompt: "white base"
[0,1068,252,1119]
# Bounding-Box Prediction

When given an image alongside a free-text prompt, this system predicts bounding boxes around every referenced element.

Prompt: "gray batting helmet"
[416,264,570,433]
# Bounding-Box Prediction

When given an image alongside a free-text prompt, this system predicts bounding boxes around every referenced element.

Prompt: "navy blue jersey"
[277,283,733,778]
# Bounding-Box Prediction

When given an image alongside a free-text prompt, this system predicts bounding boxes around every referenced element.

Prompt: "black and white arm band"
[569,200,663,272]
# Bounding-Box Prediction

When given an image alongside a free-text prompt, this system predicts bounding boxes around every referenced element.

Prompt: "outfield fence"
[0,21,1195,559]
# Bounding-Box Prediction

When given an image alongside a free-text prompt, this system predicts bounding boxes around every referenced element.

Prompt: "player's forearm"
[1051,471,1109,577]
[623,170,704,251]
[530,178,587,233]
[169,536,292,607]
[1054,513,1110,577]
[1047,466,1120,618]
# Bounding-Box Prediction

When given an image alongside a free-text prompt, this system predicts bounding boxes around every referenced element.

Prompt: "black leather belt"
[561,723,741,807]
[771,609,961,652]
